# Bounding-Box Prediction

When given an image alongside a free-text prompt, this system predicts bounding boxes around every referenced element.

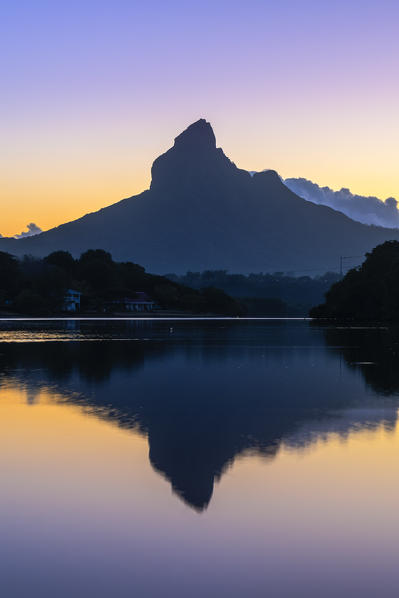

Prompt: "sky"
[1,0,399,237]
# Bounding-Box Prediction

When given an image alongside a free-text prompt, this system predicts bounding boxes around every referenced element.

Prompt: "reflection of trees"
[322,325,399,395]
[0,321,398,511]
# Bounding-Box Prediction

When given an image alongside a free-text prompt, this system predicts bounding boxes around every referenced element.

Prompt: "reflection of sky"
[1,383,399,597]
[2,0,399,235]
[1,319,399,595]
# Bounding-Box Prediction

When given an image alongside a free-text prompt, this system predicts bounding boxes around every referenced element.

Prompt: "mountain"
[284,177,399,229]
[2,119,399,274]
[1,323,397,511]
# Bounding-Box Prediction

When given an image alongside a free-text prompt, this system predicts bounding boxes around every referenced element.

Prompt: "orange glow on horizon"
[3,118,399,238]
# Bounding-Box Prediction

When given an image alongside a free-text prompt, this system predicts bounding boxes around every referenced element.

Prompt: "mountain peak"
[150,118,226,191]
[173,119,216,150]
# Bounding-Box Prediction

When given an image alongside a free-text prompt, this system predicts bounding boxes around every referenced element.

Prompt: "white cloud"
[284,178,399,229]
[14,223,43,239]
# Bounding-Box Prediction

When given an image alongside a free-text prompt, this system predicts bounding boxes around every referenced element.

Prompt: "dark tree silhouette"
[310,241,399,320]
[0,250,244,316]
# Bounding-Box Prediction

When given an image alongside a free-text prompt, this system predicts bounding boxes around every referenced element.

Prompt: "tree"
[78,250,116,293]
[45,251,76,273]
[0,251,19,296]
[310,241,399,320]
[15,290,47,315]
[201,287,244,316]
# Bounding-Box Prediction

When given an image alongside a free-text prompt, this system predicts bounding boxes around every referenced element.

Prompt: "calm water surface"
[1,319,399,597]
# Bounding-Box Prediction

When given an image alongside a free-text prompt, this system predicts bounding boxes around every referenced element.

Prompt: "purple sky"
[2,0,399,235]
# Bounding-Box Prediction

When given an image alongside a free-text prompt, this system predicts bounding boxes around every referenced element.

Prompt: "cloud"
[283,178,399,229]
[14,223,43,239]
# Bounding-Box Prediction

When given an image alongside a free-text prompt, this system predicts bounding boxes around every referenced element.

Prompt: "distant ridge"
[1,118,399,274]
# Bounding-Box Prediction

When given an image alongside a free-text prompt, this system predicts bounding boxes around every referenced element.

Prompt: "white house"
[62,289,81,312]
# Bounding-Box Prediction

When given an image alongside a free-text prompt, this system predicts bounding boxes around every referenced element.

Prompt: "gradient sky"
[2,0,399,236]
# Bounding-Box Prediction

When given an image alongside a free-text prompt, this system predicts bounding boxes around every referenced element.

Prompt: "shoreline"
[0,315,311,321]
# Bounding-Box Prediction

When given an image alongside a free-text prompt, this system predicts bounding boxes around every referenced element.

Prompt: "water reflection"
[322,325,399,395]
[0,320,398,512]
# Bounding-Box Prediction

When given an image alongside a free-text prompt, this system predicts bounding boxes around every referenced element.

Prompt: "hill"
[310,241,399,320]
[0,249,242,316]
[2,119,399,273]
[167,270,341,315]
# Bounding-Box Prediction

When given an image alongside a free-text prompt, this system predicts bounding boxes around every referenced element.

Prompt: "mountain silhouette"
[2,118,399,273]
[0,320,398,511]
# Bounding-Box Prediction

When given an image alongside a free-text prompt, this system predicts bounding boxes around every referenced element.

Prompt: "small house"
[105,291,155,313]
[62,289,81,312]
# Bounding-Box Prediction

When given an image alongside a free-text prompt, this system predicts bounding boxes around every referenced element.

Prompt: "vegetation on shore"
[310,241,399,320]
[0,250,243,316]
[167,270,341,315]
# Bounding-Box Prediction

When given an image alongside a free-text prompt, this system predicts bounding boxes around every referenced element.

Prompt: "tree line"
[0,250,243,316]
[310,241,399,320]
[167,270,341,315]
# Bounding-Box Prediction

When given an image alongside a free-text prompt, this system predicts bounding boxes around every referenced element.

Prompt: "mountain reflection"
[0,320,398,511]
